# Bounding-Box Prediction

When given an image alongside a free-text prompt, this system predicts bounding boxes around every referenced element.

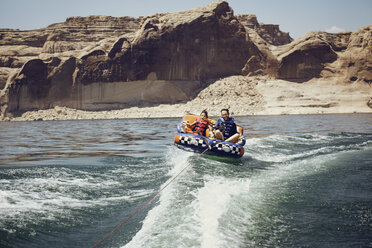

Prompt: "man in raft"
[186,110,213,137]
[213,108,240,143]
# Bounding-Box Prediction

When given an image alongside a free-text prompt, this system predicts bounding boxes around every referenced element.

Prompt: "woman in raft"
[186,110,213,137]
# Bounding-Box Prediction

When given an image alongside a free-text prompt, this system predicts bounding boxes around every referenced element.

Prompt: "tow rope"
[92,147,210,248]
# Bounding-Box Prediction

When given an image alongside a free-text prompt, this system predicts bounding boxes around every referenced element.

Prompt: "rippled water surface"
[0,114,371,247]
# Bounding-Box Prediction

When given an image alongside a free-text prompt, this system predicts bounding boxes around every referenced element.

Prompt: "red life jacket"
[193,118,209,136]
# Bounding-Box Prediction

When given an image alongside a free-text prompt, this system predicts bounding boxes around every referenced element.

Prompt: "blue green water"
[0,114,371,247]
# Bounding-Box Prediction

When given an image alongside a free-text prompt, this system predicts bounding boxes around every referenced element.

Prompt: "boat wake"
[123,146,254,248]
[123,132,372,247]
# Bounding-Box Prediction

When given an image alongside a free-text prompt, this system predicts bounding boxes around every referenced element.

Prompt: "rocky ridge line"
[0,1,371,120]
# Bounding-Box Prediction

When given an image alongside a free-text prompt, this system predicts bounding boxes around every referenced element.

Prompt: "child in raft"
[183,110,213,137]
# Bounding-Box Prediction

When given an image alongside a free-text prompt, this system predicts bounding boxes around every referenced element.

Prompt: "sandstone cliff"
[236,14,293,46]
[0,1,371,119]
[0,1,267,117]
[273,26,372,83]
[0,16,143,93]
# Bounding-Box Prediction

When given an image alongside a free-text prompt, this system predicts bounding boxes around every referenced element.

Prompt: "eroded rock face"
[340,26,372,83]
[0,1,370,117]
[2,1,265,114]
[76,1,255,85]
[275,32,344,82]
[3,55,205,112]
[0,16,143,69]
[236,14,293,46]
[277,38,338,81]
[274,27,372,82]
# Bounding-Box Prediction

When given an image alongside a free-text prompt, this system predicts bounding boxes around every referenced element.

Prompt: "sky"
[0,0,371,39]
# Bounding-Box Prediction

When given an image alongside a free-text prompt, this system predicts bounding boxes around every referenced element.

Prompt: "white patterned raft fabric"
[177,134,242,156]
[213,142,241,155]
[178,135,208,148]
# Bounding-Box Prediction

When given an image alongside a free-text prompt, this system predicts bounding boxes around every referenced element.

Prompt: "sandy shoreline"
[2,76,372,122]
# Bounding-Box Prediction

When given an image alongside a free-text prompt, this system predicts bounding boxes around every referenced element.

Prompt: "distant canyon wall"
[275,27,372,83]
[0,1,371,117]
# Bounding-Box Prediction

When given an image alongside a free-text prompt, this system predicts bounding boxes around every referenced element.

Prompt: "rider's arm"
[213,118,221,130]
[188,121,196,127]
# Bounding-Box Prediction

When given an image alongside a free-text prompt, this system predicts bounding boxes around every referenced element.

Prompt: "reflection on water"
[0,118,179,166]
[0,114,371,166]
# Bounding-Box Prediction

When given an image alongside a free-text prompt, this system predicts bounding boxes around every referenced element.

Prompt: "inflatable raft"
[174,114,246,158]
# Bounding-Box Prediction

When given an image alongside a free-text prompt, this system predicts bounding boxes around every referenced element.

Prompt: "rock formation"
[0,16,142,94]
[339,26,372,84]
[273,26,372,82]
[1,1,267,116]
[0,1,370,119]
[236,14,293,46]
[77,2,256,84]
[276,33,339,81]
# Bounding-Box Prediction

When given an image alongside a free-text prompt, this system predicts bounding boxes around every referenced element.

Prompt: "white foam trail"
[124,147,255,248]
[165,146,194,176]
[125,135,370,247]
[123,147,193,248]
[244,134,369,163]
[0,166,151,224]
[191,176,251,248]
[247,146,334,163]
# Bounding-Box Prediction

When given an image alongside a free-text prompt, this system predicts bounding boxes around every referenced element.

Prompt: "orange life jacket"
[193,118,209,136]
